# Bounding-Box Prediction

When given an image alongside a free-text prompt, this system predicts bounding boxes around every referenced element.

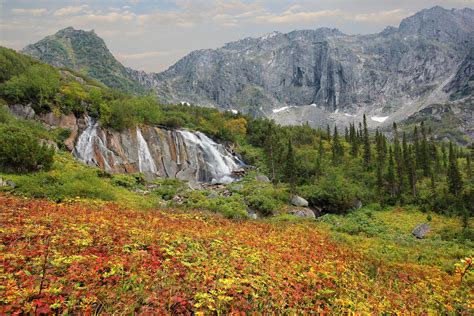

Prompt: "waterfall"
[136,127,157,174]
[178,130,241,184]
[73,116,111,169]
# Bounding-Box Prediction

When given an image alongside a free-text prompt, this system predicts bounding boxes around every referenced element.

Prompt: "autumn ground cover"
[0,194,472,314]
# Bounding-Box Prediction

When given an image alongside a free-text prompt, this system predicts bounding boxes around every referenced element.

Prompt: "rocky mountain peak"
[20,6,474,135]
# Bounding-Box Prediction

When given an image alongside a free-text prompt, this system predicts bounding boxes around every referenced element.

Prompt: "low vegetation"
[1,195,472,314]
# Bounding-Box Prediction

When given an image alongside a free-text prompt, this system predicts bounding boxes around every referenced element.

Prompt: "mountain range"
[21,6,473,138]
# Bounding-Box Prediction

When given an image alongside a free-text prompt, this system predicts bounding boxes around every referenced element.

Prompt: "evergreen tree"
[420,122,430,176]
[413,126,420,169]
[326,124,331,142]
[441,144,448,170]
[386,146,396,198]
[447,142,463,196]
[406,145,417,197]
[393,122,404,195]
[465,154,472,180]
[363,114,371,170]
[350,123,359,157]
[332,126,343,164]
[285,139,297,193]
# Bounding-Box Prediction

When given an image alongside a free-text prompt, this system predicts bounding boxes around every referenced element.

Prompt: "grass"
[318,205,473,273]
[0,152,158,209]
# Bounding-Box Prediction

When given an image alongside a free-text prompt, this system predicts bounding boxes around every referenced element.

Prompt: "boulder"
[231,183,244,191]
[353,199,363,210]
[247,210,258,220]
[412,223,431,239]
[290,195,309,207]
[8,104,35,119]
[255,175,270,183]
[187,181,202,190]
[289,208,316,219]
[0,178,16,188]
[207,192,219,199]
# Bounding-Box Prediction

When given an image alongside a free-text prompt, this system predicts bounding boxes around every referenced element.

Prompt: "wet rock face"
[72,117,243,183]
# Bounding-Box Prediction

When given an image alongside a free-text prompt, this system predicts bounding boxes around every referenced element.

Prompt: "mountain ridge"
[20,6,474,134]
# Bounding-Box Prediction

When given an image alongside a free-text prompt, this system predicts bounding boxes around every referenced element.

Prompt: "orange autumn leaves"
[0,194,470,314]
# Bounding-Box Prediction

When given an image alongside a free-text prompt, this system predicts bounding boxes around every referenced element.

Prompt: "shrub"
[246,193,278,216]
[0,125,54,173]
[297,173,359,214]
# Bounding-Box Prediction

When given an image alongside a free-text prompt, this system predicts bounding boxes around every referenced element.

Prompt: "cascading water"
[136,127,157,174]
[73,116,244,183]
[178,130,242,184]
[73,116,111,169]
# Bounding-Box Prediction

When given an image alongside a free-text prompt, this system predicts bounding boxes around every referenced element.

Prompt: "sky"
[0,0,472,72]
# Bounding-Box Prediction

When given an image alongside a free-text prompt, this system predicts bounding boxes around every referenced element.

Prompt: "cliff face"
[34,111,243,184]
[146,7,473,128]
[22,7,474,132]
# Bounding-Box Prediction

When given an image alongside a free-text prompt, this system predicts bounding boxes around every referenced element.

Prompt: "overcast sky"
[0,0,472,72]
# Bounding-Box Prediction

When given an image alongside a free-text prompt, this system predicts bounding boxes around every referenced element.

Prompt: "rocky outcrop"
[290,195,309,207]
[72,116,243,183]
[288,208,316,219]
[412,223,431,239]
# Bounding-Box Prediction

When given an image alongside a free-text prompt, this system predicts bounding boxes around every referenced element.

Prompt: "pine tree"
[386,146,396,198]
[420,122,430,176]
[467,155,472,179]
[406,145,417,197]
[285,139,297,193]
[326,124,331,142]
[363,114,371,170]
[344,126,349,142]
[264,124,277,183]
[447,142,463,196]
[413,126,420,169]
[393,122,404,195]
[350,123,359,157]
[332,126,343,164]
[441,144,448,170]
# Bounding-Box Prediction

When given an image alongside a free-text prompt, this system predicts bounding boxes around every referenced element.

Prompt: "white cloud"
[54,5,88,16]
[11,8,47,16]
[255,9,342,24]
[351,9,410,23]
[117,50,183,60]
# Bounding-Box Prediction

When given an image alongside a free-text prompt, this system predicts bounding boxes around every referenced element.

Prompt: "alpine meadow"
[0,1,473,314]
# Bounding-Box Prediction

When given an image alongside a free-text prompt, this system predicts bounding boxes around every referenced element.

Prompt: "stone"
[290,195,309,207]
[353,199,363,210]
[187,181,203,190]
[255,175,270,183]
[247,209,258,220]
[207,192,219,199]
[5,180,16,188]
[289,208,316,219]
[8,104,35,119]
[231,183,244,191]
[412,223,431,239]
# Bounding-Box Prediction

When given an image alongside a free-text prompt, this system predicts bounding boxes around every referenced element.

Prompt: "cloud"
[351,9,410,23]
[256,9,342,24]
[68,11,136,24]
[11,8,47,16]
[54,5,88,16]
[117,50,182,60]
